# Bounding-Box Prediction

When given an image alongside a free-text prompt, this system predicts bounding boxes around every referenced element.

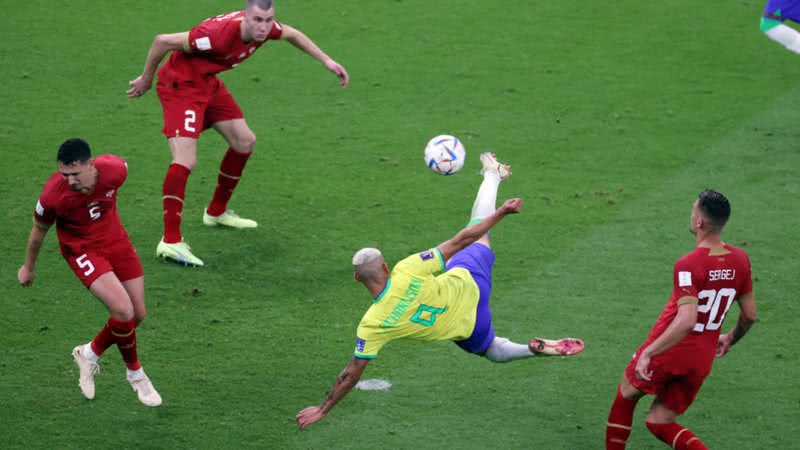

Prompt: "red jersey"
[158,11,283,83]
[34,155,130,255]
[640,245,753,373]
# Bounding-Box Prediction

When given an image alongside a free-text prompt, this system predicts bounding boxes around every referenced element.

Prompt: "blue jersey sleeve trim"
[354,353,377,359]
[373,278,391,303]
[434,247,445,271]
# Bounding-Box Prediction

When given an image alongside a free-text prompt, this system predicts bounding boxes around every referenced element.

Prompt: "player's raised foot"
[72,345,99,400]
[156,239,205,267]
[529,337,585,356]
[203,209,257,229]
[127,372,162,407]
[479,152,511,180]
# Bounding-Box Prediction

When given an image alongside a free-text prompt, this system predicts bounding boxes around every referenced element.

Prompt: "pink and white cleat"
[529,337,585,356]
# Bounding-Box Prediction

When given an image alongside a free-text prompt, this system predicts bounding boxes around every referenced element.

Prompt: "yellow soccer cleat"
[156,239,205,267]
[203,209,257,229]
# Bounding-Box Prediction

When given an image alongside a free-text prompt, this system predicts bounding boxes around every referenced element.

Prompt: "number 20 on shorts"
[184,110,196,133]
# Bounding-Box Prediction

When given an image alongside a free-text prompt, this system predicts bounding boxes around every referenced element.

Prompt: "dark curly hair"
[57,138,91,166]
[697,189,731,230]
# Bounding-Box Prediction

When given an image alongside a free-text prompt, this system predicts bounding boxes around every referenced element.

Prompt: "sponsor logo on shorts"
[355,337,366,352]
[419,250,434,261]
[35,200,44,216]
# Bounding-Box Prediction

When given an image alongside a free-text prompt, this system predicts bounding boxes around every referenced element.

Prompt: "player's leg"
[156,80,205,266]
[86,273,161,406]
[469,152,512,247]
[157,136,204,266]
[203,80,257,228]
[203,118,257,228]
[606,374,646,449]
[761,1,800,54]
[645,400,707,450]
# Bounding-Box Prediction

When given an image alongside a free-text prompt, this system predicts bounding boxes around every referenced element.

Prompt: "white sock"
[82,343,99,363]
[127,368,145,380]
[470,169,501,221]
[766,23,800,54]
[484,337,535,363]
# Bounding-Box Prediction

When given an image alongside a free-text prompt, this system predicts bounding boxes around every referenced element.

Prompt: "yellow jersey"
[354,248,480,359]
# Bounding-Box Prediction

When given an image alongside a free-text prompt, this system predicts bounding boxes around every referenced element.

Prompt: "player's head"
[244,0,275,42]
[57,138,95,194]
[352,248,388,284]
[690,189,731,235]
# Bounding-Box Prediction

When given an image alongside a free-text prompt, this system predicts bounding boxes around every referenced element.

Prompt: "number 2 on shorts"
[184,109,197,133]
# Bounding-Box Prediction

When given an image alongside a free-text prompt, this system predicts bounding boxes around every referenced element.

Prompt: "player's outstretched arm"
[296,356,369,430]
[18,220,52,287]
[436,198,523,261]
[716,292,757,358]
[127,32,190,98]
[279,24,349,88]
[635,301,698,381]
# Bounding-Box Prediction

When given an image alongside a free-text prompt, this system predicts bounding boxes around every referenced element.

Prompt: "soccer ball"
[424,135,465,175]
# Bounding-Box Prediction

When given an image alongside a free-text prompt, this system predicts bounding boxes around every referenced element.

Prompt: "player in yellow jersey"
[296,153,585,430]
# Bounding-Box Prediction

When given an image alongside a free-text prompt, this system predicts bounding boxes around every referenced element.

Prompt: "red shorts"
[63,239,143,288]
[625,351,711,414]
[156,76,243,139]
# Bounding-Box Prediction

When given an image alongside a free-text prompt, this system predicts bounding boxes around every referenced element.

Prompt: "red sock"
[89,318,116,356]
[606,386,638,449]
[163,163,191,243]
[108,317,141,370]
[207,148,251,217]
[646,422,708,450]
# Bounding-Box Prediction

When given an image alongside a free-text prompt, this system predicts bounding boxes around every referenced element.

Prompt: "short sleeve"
[95,155,128,188]
[354,324,386,359]
[268,21,284,40]
[34,193,56,225]
[740,253,753,296]
[188,20,222,54]
[393,248,446,277]
[672,258,699,301]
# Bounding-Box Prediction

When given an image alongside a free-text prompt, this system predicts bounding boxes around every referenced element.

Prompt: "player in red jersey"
[17,139,162,407]
[127,0,349,267]
[605,190,758,449]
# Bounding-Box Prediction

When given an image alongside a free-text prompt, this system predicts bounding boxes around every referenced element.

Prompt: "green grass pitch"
[1,0,798,448]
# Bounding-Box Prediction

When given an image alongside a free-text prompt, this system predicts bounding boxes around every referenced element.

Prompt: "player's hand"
[499,198,523,215]
[324,59,349,88]
[715,333,733,359]
[127,75,152,98]
[296,406,327,430]
[18,266,35,287]
[634,352,653,381]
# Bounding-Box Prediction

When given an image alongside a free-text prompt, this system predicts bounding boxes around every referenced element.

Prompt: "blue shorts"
[447,243,496,354]
[764,0,800,22]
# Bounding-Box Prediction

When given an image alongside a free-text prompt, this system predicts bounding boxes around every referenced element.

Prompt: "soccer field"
[1,0,798,448]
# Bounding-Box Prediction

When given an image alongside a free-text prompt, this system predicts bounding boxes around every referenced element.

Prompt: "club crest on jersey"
[105,189,115,198]
[355,337,366,353]
[419,250,435,261]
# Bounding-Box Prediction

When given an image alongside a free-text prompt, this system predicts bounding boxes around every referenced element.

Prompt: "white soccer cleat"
[72,345,99,400]
[479,152,512,180]
[203,209,257,229]
[127,373,162,407]
[156,239,205,267]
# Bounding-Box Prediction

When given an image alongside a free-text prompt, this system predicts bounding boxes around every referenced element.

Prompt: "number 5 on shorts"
[76,254,95,276]
[184,109,197,133]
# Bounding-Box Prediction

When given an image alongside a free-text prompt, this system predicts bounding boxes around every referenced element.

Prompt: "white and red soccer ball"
[424,135,465,175]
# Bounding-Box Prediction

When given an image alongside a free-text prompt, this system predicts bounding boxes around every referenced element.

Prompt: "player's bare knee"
[236,132,256,153]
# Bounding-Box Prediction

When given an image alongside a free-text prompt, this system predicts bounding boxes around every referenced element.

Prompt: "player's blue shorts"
[447,242,496,354]
[764,0,800,22]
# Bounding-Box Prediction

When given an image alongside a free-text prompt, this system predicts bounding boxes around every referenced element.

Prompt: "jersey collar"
[374,278,391,303]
